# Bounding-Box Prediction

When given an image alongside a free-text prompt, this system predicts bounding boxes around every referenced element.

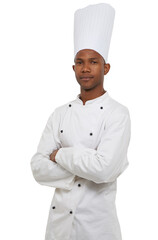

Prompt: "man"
[31,3,131,240]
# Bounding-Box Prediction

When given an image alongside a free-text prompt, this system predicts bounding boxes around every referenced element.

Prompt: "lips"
[80,76,94,80]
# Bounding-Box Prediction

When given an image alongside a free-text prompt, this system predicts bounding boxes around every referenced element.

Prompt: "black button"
[60,130,63,133]
[52,206,56,209]
[69,210,73,214]
[100,106,103,109]
[78,183,81,187]
[90,133,93,136]
[69,104,72,107]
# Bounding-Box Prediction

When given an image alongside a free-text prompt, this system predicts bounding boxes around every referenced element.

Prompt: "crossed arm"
[30,112,76,190]
[31,106,131,189]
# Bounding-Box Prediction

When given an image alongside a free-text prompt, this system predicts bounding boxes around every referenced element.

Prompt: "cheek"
[74,70,80,80]
[75,67,82,76]
[93,66,104,77]
[75,69,79,76]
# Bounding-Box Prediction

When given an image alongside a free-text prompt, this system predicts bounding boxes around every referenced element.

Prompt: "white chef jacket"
[30,91,131,240]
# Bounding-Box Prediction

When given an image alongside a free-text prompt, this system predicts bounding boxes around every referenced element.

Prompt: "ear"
[72,65,75,71]
[104,63,110,75]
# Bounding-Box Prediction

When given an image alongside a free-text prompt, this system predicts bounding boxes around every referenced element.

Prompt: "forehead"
[75,49,103,61]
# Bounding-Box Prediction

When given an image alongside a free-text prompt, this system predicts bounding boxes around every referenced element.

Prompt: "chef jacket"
[30,91,131,240]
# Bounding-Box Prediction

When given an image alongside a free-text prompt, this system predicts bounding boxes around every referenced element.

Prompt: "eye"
[91,61,97,64]
[76,61,82,65]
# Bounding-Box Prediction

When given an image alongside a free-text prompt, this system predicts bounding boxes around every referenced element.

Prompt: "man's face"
[72,49,110,91]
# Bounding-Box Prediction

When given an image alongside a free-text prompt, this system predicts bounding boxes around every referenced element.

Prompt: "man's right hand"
[50,149,59,163]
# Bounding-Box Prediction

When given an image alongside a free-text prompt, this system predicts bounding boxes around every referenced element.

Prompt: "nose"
[81,63,91,73]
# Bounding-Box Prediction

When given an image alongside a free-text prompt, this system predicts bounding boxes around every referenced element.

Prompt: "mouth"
[80,76,94,81]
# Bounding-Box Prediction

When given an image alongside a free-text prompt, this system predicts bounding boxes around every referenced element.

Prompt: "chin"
[81,85,94,91]
[77,80,96,90]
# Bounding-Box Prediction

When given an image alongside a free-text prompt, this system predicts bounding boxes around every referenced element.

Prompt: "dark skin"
[72,49,110,105]
[50,49,110,163]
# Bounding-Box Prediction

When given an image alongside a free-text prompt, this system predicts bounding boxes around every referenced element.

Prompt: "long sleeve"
[30,110,75,190]
[55,106,131,184]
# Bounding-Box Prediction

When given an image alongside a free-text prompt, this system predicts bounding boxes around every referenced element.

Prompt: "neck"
[79,88,106,105]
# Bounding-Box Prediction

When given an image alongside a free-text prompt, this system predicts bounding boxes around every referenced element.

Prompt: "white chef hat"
[74,3,115,63]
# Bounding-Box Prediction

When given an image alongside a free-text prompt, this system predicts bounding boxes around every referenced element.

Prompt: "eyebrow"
[75,57,98,61]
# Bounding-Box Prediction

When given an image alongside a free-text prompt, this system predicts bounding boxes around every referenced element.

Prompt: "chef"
[31,3,131,240]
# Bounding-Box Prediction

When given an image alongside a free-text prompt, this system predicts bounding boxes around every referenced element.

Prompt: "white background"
[0,0,158,239]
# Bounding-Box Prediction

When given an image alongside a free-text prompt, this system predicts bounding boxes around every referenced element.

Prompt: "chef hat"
[74,3,115,62]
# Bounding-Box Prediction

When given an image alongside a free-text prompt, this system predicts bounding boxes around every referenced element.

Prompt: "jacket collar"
[75,91,109,105]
